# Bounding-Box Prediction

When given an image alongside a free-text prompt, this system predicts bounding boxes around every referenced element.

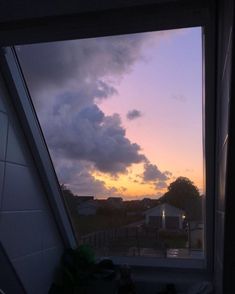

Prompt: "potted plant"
[49,245,117,294]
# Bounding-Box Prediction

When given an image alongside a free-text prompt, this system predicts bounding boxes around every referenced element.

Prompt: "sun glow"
[92,163,169,199]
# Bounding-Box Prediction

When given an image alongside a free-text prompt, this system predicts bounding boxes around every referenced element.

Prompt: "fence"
[80,226,165,256]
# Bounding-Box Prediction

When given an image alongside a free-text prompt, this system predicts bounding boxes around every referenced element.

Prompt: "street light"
[162,209,165,229]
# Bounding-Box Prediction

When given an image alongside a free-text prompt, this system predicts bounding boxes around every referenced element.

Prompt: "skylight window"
[16,27,204,261]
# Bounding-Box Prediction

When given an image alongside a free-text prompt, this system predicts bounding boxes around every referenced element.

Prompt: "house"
[106,197,123,208]
[144,203,185,230]
[77,200,98,216]
[76,196,94,204]
[141,198,159,209]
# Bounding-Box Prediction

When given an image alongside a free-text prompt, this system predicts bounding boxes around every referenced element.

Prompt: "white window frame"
[0,1,216,278]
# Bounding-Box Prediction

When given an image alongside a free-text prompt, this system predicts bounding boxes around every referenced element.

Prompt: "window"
[14,27,205,265]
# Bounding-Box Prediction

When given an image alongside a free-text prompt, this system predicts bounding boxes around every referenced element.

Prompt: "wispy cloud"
[171,94,187,103]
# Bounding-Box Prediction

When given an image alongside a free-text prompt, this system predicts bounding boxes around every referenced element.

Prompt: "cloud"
[16,32,174,197]
[126,109,142,120]
[120,187,127,192]
[54,159,117,197]
[185,168,194,173]
[171,94,187,103]
[143,163,169,182]
[17,34,149,110]
[155,181,168,189]
[16,34,150,181]
[164,171,172,177]
[45,103,146,175]
[142,163,171,191]
[68,171,117,197]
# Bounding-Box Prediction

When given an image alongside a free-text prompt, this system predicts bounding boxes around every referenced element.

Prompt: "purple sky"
[17,27,203,199]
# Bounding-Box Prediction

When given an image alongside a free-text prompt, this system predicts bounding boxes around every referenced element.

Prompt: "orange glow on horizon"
[92,162,203,200]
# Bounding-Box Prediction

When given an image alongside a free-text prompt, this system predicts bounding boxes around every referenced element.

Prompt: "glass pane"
[16,27,204,260]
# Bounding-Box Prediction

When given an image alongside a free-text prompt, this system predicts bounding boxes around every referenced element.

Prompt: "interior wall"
[214,0,234,293]
[0,242,25,293]
[0,72,64,293]
[222,0,235,292]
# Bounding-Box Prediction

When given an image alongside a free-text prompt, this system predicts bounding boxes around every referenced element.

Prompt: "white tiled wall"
[6,123,28,165]
[0,73,64,293]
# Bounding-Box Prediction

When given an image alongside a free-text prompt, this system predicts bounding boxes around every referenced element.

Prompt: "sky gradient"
[17,27,203,199]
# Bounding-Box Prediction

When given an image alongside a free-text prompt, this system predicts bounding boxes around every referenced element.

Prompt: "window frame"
[0,1,216,276]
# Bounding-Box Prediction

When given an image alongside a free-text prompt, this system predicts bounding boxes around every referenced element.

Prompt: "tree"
[160,177,202,220]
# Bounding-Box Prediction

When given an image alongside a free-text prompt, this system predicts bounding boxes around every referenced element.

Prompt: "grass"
[159,230,188,248]
[161,236,187,248]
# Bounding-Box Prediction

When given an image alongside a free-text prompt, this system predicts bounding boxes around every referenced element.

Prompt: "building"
[106,197,123,208]
[144,203,185,230]
[77,200,98,216]
[76,196,94,204]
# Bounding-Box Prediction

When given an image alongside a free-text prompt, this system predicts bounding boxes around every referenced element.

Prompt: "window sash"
[0,3,215,272]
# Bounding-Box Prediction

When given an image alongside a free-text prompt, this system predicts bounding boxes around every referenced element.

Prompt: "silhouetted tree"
[160,177,202,220]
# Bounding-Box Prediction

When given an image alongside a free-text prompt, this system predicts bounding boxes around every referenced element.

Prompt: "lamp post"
[162,209,166,229]
[183,214,191,254]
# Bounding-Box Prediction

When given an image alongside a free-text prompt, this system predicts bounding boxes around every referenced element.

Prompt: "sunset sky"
[17,27,203,199]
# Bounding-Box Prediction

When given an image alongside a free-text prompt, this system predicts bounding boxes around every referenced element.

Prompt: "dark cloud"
[143,163,169,182]
[17,34,150,179]
[46,103,146,174]
[142,163,171,190]
[126,109,142,120]
[54,160,117,197]
[17,33,173,196]
[53,81,117,112]
[155,181,168,189]
[17,34,148,109]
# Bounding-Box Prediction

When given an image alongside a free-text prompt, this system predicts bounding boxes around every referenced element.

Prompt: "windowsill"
[108,255,205,269]
[102,256,211,293]
[131,269,212,294]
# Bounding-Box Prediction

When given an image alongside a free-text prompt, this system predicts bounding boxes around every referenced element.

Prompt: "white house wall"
[0,73,65,293]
